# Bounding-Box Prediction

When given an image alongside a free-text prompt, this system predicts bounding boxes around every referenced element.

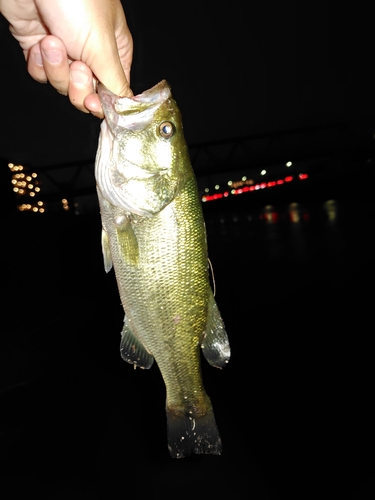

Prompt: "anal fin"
[120,316,154,369]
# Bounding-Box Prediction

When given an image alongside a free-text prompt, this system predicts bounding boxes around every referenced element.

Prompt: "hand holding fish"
[0,0,133,116]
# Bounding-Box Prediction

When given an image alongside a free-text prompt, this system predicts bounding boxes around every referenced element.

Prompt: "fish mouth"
[98,80,172,132]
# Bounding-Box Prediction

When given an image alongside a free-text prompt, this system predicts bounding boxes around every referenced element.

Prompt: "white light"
[214,185,220,190]
[228,180,233,186]
[286,161,292,167]
[260,169,266,176]
[242,176,247,181]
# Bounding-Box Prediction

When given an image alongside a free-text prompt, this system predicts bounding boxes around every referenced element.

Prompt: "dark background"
[1,1,375,167]
[1,1,374,499]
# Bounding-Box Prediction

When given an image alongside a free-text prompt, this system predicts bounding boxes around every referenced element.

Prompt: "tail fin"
[166,406,222,459]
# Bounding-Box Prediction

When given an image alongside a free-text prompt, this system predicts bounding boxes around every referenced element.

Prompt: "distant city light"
[8,162,45,213]
[62,198,69,211]
[202,170,308,203]
[286,161,292,167]
[260,169,266,175]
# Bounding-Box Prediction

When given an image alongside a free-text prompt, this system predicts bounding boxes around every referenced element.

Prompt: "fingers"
[68,61,96,114]
[27,44,48,84]
[28,36,70,93]
[27,35,97,114]
[84,93,105,119]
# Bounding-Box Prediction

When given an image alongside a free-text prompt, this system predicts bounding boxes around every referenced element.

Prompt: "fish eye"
[159,121,175,139]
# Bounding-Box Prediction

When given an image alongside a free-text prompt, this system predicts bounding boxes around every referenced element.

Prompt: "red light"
[202,171,303,203]
[202,193,223,202]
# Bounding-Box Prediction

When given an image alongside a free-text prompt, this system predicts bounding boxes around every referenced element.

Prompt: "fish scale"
[95,80,230,458]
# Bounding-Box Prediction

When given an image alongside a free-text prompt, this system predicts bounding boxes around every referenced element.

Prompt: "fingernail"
[70,70,90,88]
[33,51,43,66]
[42,49,63,64]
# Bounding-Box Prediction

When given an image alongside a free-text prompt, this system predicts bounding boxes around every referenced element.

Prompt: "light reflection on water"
[204,197,374,304]
[205,198,346,262]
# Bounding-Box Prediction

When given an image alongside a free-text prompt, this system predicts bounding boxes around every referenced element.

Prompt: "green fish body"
[95,80,230,458]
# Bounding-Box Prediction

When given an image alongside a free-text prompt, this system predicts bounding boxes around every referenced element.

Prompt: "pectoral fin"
[120,316,154,369]
[117,224,139,266]
[101,228,113,273]
[201,291,230,368]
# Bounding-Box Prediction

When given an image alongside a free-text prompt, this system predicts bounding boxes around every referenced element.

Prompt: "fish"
[95,80,230,458]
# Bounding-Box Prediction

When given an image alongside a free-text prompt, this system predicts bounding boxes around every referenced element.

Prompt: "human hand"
[0,0,133,117]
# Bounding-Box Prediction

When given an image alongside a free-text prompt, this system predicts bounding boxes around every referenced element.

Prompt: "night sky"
[1,1,375,168]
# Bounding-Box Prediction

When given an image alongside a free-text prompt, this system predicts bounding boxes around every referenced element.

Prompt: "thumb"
[93,50,133,98]
[88,25,134,98]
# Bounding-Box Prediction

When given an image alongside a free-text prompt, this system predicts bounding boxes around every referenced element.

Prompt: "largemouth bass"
[95,80,230,458]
